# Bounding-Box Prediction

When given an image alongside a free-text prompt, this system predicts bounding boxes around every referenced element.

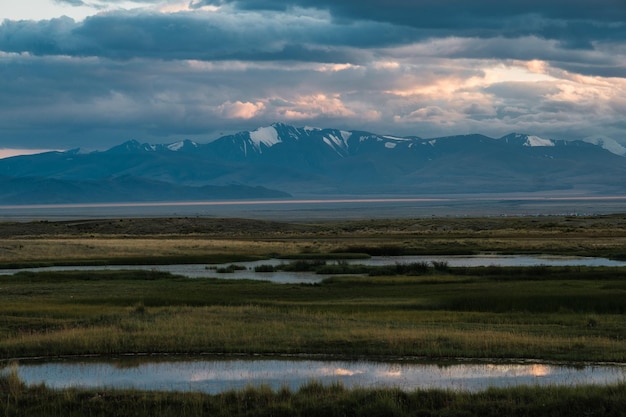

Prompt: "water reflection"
[1,255,626,284]
[4,358,625,393]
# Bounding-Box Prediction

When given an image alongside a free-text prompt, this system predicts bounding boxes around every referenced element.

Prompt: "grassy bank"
[4,214,626,268]
[1,267,625,362]
[2,371,625,417]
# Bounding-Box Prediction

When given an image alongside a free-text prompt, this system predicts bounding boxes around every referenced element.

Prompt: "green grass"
[1,267,625,362]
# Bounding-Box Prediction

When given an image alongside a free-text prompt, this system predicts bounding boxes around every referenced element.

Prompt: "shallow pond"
[1,255,626,284]
[4,358,625,393]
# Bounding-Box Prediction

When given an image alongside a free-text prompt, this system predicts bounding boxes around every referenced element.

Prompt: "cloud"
[54,0,87,6]
[275,94,356,120]
[0,4,623,84]
[0,0,625,150]
[0,148,60,159]
[197,0,626,47]
[0,9,414,63]
[218,101,265,119]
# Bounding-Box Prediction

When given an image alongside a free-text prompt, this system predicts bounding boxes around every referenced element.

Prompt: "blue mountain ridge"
[1,123,625,203]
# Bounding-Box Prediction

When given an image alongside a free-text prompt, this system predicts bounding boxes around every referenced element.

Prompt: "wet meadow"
[1,215,626,416]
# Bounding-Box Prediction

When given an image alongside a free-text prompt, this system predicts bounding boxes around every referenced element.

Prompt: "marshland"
[1,215,626,416]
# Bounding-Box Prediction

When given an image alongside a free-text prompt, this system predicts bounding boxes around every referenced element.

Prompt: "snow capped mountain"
[107,139,199,153]
[583,136,626,156]
[249,125,282,150]
[524,135,554,147]
[2,123,626,202]
[106,139,155,153]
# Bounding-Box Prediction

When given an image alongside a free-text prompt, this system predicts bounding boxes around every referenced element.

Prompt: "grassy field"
[1,267,625,361]
[1,215,626,416]
[3,214,626,267]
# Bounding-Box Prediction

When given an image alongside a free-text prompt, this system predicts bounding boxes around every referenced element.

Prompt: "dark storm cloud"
[0,11,414,63]
[197,0,626,45]
[203,0,626,26]
[1,0,623,65]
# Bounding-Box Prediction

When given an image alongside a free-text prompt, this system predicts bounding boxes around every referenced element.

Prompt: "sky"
[1,0,625,155]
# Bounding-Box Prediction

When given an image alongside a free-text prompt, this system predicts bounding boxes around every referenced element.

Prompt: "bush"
[216,264,247,273]
[254,264,277,272]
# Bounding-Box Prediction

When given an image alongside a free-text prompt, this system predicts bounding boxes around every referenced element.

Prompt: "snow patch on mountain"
[249,126,281,150]
[323,132,352,156]
[323,138,344,156]
[327,134,343,148]
[385,142,397,149]
[167,141,186,151]
[583,136,626,156]
[383,135,410,141]
[524,136,554,147]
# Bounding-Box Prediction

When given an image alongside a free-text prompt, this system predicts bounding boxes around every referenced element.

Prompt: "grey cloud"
[484,82,559,101]
[0,52,378,148]
[0,5,622,79]
[414,36,626,78]
[199,0,626,47]
[54,0,86,5]
[0,11,413,62]
[209,0,626,25]
[1,3,622,66]
[1,1,625,150]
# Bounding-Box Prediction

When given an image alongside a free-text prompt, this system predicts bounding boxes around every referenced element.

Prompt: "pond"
[4,358,625,394]
[1,255,626,284]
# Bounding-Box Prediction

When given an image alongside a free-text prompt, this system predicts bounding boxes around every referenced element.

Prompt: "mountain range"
[1,123,626,204]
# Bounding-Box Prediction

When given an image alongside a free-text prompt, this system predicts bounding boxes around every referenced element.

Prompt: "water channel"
[4,358,625,394]
[2,255,626,284]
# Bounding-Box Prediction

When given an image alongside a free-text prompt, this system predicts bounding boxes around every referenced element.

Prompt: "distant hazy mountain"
[0,175,290,204]
[1,123,626,204]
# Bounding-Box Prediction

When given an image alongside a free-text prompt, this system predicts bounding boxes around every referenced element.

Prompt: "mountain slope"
[0,175,290,204]
[1,124,626,203]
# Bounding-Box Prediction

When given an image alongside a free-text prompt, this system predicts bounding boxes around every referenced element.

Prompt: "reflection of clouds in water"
[485,364,552,378]
[12,360,626,394]
[378,368,403,378]
[530,364,551,377]
[189,361,367,382]
[325,367,363,376]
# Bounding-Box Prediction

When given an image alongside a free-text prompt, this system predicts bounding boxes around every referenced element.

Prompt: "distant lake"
[5,358,625,394]
[1,195,626,221]
[2,255,625,284]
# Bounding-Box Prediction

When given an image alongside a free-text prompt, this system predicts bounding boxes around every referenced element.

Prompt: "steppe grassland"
[0,238,296,263]
[1,267,625,362]
[4,217,626,266]
[4,233,626,266]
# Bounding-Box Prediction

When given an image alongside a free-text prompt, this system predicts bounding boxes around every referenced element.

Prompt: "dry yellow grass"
[3,304,623,361]
[0,238,309,263]
[4,215,626,265]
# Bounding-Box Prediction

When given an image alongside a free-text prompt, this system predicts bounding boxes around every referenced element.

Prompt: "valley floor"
[1,214,626,416]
